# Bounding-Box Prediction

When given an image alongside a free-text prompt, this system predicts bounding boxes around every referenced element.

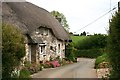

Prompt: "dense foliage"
[51,10,70,31]
[108,12,120,78]
[76,34,107,50]
[95,53,109,69]
[2,24,25,78]
[72,34,107,58]
[77,49,105,58]
[65,43,77,62]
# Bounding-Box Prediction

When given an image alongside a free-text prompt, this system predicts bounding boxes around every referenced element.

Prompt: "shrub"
[56,56,62,65]
[11,68,20,78]
[76,34,107,50]
[24,61,31,68]
[65,43,77,62]
[77,49,104,58]
[2,24,25,78]
[42,61,52,68]
[95,53,109,69]
[61,58,67,65]
[28,63,42,74]
[23,61,42,74]
[108,11,120,78]
[19,68,31,78]
[73,34,107,59]
[50,60,60,68]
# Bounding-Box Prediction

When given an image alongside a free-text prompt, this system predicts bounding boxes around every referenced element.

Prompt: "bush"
[108,11,120,78]
[19,68,31,78]
[65,43,77,62]
[42,61,52,68]
[74,34,107,59]
[95,53,109,69]
[56,56,62,65]
[2,24,25,78]
[50,60,60,68]
[22,61,42,74]
[76,34,107,50]
[77,49,105,58]
[42,60,61,68]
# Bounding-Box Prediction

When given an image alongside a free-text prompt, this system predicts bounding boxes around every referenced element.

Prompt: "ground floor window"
[38,44,46,61]
[58,44,60,53]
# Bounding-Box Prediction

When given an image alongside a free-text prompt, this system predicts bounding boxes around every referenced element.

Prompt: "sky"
[26,0,119,34]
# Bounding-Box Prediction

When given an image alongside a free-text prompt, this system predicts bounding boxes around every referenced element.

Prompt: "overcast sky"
[26,0,119,34]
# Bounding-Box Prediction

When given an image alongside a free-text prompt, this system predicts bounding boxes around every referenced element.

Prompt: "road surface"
[31,58,97,78]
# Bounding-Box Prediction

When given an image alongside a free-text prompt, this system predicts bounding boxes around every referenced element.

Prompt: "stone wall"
[25,27,65,63]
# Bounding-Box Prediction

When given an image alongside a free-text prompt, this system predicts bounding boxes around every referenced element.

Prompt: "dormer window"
[35,27,49,36]
[43,28,48,36]
[35,29,40,35]
[36,31,39,34]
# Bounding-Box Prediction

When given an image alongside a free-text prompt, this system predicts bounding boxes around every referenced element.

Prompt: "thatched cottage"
[2,2,71,64]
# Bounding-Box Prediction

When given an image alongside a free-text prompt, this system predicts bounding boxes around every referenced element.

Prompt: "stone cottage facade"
[25,27,66,63]
[2,2,71,64]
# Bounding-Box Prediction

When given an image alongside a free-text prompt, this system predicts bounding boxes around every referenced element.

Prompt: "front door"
[31,44,37,63]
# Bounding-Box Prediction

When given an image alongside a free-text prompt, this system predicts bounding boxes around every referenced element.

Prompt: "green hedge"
[76,49,105,58]
[108,11,120,78]
[75,34,107,50]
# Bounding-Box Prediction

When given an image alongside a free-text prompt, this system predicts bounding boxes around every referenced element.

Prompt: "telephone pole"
[118,1,120,11]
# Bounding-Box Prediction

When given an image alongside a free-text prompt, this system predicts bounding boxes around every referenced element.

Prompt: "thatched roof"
[2,2,71,41]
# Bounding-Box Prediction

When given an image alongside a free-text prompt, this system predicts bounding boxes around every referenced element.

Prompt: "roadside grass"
[95,53,109,69]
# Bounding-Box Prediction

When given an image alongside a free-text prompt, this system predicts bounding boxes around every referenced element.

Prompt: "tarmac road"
[31,58,97,78]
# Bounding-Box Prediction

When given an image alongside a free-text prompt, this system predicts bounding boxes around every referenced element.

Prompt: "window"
[50,46,56,52]
[41,46,43,53]
[58,44,60,53]
[43,29,48,36]
[50,46,53,50]
[39,45,45,54]
[39,28,48,36]
[35,29,40,35]
[58,44,60,49]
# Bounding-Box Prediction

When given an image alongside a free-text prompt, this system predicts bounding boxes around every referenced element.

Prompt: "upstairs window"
[38,27,48,36]
[43,28,48,36]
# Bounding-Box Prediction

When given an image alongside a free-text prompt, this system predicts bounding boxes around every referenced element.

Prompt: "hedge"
[76,49,105,58]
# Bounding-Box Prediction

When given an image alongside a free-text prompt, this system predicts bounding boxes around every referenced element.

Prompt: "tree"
[69,32,73,35]
[2,24,25,78]
[108,11,120,78]
[80,31,86,36]
[82,31,86,36]
[51,11,70,32]
[80,33,83,36]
